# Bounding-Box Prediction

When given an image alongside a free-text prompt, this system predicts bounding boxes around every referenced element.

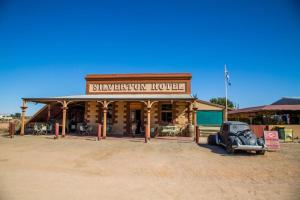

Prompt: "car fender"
[228,136,236,144]
[215,133,220,145]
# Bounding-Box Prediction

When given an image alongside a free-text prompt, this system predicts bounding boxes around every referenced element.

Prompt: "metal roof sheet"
[23,94,195,103]
[229,105,300,114]
[271,97,300,105]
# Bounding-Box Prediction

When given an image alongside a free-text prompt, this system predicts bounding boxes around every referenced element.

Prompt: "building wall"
[85,101,99,132]
[268,125,300,139]
[84,100,227,136]
[175,101,189,127]
[194,101,224,111]
[111,101,124,135]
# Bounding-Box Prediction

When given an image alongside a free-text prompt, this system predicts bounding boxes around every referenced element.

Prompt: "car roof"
[224,121,249,126]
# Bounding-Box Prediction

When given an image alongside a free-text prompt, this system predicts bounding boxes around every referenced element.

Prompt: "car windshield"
[230,124,250,133]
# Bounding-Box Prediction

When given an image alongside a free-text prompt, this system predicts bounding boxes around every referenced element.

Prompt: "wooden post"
[103,108,107,139]
[61,101,67,138]
[54,123,59,139]
[97,123,102,141]
[196,126,199,144]
[47,104,51,122]
[140,100,156,143]
[20,100,27,136]
[147,107,151,142]
[145,124,148,143]
[97,100,113,139]
[9,122,15,138]
[193,107,197,141]
[223,108,227,122]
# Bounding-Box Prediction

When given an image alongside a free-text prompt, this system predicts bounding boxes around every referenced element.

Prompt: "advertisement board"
[284,129,293,142]
[264,131,280,151]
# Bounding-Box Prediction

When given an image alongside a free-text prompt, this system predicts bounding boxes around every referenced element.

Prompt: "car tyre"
[226,140,235,154]
[256,150,265,155]
[208,135,216,145]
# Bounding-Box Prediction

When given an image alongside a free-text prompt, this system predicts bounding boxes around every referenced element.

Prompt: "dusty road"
[0,134,299,200]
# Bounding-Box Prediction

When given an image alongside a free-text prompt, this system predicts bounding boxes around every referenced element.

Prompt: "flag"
[225,64,231,86]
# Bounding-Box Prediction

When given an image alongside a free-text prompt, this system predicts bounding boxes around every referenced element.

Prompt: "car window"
[230,124,250,133]
[223,124,229,132]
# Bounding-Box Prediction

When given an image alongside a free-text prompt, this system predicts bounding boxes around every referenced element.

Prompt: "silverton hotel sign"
[85,73,191,94]
[89,82,187,93]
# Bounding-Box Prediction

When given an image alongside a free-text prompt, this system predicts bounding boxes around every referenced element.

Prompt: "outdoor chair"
[47,124,53,134]
[79,125,92,136]
[40,125,47,135]
[160,125,181,136]
[33,124,39,135]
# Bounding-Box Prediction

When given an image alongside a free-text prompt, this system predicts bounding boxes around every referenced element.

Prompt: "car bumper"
[232,145,266,151]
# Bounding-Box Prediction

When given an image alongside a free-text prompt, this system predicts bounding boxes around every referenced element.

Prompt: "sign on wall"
[88,82,187,93]
[264,131,280,151]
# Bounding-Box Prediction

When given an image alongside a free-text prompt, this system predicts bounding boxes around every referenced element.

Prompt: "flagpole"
[224,64,228,122]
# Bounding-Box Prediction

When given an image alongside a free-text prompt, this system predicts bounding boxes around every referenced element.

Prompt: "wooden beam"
[20,100,27,136]
[61,101,67,137]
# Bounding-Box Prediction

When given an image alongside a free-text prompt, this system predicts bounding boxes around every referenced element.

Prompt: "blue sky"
[0,0,300,115]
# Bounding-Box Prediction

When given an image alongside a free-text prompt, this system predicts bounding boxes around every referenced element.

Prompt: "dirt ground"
[0,134,299,200]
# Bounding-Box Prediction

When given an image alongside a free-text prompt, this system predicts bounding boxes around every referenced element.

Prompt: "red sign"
[264,131,280,150]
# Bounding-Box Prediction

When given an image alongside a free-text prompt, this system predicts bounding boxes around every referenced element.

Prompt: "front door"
[130,109,142,136]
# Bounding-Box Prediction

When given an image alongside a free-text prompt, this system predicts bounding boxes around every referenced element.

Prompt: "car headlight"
[257,138,265,146]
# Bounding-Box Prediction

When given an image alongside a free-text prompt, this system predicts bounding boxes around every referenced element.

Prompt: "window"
[161,104,173,123]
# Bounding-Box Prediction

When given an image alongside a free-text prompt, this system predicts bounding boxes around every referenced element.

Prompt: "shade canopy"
[23,94,196,104]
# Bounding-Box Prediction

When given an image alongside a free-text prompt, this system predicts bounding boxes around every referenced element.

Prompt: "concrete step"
[198,126,220,137]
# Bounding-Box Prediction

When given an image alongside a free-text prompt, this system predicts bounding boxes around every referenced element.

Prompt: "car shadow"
[0,133,13,138]
[198,144,261,157]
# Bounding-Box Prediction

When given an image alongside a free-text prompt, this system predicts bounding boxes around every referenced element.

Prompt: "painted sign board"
[88,82,187,94]
[264,131,280,150]
[284,129,293,142]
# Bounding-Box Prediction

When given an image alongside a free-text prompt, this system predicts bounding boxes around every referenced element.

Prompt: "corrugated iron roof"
[271,97,300,105]
[23,94,195,103]
[229,105,300,114]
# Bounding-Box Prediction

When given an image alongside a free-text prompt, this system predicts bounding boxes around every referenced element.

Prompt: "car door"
[219,124,225,144]
[221,124,229,144]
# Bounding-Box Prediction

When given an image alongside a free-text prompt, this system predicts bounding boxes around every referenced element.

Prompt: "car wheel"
[226,140,234,154]
[256,150,265,155]
[208,135,216,145]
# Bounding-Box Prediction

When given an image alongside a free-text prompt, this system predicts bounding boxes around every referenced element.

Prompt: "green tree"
[10,113,21,118]
[209,97,234,108]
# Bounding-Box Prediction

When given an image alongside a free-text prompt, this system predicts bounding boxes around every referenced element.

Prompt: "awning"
[229,105,300,114]
[23,94,196,103]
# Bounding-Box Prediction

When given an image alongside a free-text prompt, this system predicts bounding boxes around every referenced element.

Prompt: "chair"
[33,124,39,135]
[47,124,53,134]
[40,125,47,135]
[79,125,90,136]
[79,125,85,135]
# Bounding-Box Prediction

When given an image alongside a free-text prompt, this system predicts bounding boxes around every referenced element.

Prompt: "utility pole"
[224,64,228,121]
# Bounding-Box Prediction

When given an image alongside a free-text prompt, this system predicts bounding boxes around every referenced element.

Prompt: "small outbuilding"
[229,97,300,138]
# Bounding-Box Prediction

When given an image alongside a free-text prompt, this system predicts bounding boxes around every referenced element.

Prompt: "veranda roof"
[23,94,196,103]
[229,105,300,114]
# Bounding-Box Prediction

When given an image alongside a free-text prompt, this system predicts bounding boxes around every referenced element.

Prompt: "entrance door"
[130,109,142,135]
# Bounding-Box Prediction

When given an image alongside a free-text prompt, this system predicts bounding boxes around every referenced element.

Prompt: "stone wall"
[85,101,99,133]
[111,101,124,135]
[85,100,196,136]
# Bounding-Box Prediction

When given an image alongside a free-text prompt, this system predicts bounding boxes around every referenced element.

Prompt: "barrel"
[276,126,285,139]
[188,124,194,137]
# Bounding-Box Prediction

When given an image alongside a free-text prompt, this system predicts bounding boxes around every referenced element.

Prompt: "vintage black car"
[208,121,266,155]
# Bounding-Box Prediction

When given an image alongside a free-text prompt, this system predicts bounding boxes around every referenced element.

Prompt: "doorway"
[130,109,142,136]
